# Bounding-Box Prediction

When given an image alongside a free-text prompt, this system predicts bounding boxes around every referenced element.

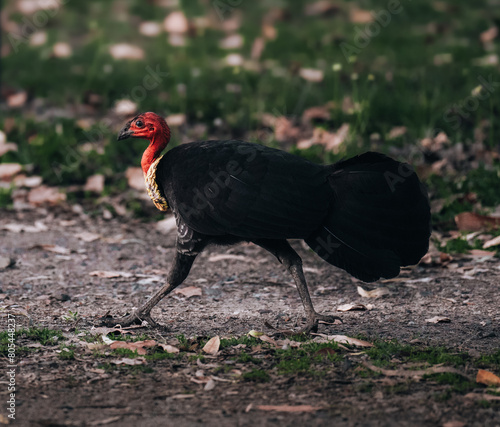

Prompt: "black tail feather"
[305,152,431,282]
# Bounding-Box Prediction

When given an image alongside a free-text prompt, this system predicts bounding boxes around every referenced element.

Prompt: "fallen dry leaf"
[337,303,367,312]
[219,34,243,50]
[455,212,500,231]
[109,43,144,60]
[139,21,162,37]
[7,92,27,108]
[349,8,373,23]
[0,256,14,270]
[84,174,104,193]
[52,42,72,58]
[357,286,390,299]
[425,316,451,324]
[76,232,101,242]
[329,335,373,347]
[89,271,133,279]
[115,99,137,116]
[157,343,180,354]
[480,26,498,43]
[363,361,471,380]
[1,222,47,233]
[482,235,500,249]
[174,286,202,298]
[476,369,500,386]
[208,254,250,262]
[166,113,186,127]
[202,336,220,355]
[125,167,144,191]
[299,68,324,82]
[0,163,22,180]
[34,244,71,255]
[259,335,278,347]
[28,185,66,205]
[204,378,216,391]
[464,392,500,401]
[110,340,156,355]
[111,357,146,365]
[164,11,188,33]
[256,405,323,413]
[466,249,496,258]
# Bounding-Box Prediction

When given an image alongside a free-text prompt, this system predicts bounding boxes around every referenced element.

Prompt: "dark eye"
[135,120,144,128]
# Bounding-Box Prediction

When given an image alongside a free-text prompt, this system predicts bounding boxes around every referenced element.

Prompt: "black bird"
[110,112,431,332]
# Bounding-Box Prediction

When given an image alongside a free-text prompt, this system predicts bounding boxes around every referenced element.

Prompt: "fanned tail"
[305,152,431,282]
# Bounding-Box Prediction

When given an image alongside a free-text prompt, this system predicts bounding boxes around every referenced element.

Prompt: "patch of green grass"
[112,348,140,358]
[0,188,13,208]
[18,328,64,346]
[242,369,271,383]
[106,332,152,342]
[366,340,469,368]
[236,351,261,364]
[425,373,476,394]
[59,345,76,360]
[220,335,262,349]
[476,350,500,368]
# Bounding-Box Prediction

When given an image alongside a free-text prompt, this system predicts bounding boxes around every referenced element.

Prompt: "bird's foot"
[296,312,342,334]
[100,310,158,328]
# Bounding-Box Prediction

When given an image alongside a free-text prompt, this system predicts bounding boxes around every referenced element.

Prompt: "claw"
[295,312,342,334]
[99,311,158,328]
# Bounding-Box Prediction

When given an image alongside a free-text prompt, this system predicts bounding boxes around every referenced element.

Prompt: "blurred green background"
[1,0,500,232]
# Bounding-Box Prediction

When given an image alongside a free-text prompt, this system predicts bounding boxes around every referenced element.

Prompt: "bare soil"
[0,207,499,427]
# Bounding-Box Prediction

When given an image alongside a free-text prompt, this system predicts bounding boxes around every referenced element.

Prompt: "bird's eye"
[135,120,144,128]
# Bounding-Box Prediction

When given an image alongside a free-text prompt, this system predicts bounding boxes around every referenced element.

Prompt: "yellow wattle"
[144,155,169,212]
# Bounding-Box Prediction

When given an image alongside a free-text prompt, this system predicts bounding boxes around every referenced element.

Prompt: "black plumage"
[109,113,431,332]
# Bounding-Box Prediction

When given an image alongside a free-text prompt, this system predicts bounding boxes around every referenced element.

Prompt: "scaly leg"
[102,251,197,327]
[254,239,341,333]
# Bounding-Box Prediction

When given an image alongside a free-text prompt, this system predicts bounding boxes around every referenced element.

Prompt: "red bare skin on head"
[120,112,171,174]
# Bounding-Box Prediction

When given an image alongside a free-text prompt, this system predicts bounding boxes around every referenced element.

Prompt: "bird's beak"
[117,127,134,141]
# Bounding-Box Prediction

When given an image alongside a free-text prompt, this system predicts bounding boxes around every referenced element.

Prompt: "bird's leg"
[102,251,197,327]
[254,239,341,334]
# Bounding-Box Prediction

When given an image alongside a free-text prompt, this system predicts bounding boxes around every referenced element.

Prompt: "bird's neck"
[141,135,169,175]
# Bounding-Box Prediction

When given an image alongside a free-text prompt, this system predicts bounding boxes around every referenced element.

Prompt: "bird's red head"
[118,112,171,174]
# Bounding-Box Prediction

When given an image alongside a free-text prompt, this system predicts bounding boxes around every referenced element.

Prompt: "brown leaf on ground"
[256,404,323,413]
[157,344,180,354]
[125,167,144,191]
[337,303,367,312]
[111,357,146,365]
[482,235,500,249]
[299,68,324,82]
[349,8,373,23]
[164,11,188,33]
[110,340,156,355]
[251,37,266,60]
[455,212,500,231]
[442,421,465,427]
[89,271,133,279]
[301,105,331,126]
[0,163,22,180]
[466,249,496,258]
[357,286,390,299]
[7,91,27,108]
[387,126,407,140]
[174,286,202,298]
[0,132,17,156]
[480,26,498,43]
[76,231,101,242]
[84,174,105,193]
[425,316,451,324]
[0,256,14,270]
[476,369,500,386]
[1,222,47,233]
[464,392,500,401]
[28,185,66,205]
[305,1,339,16]
[109,43,144,60]
[34,244,71,255]
[208,254,250,262]
[362,361,472,380]
[312,334,373,347]
[202,336,220,355]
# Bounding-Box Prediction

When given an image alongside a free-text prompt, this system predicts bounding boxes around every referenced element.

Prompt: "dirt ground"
[0,207,499,427]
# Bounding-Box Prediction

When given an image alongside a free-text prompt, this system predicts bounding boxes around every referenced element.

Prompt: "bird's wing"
[158,140,331,239]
